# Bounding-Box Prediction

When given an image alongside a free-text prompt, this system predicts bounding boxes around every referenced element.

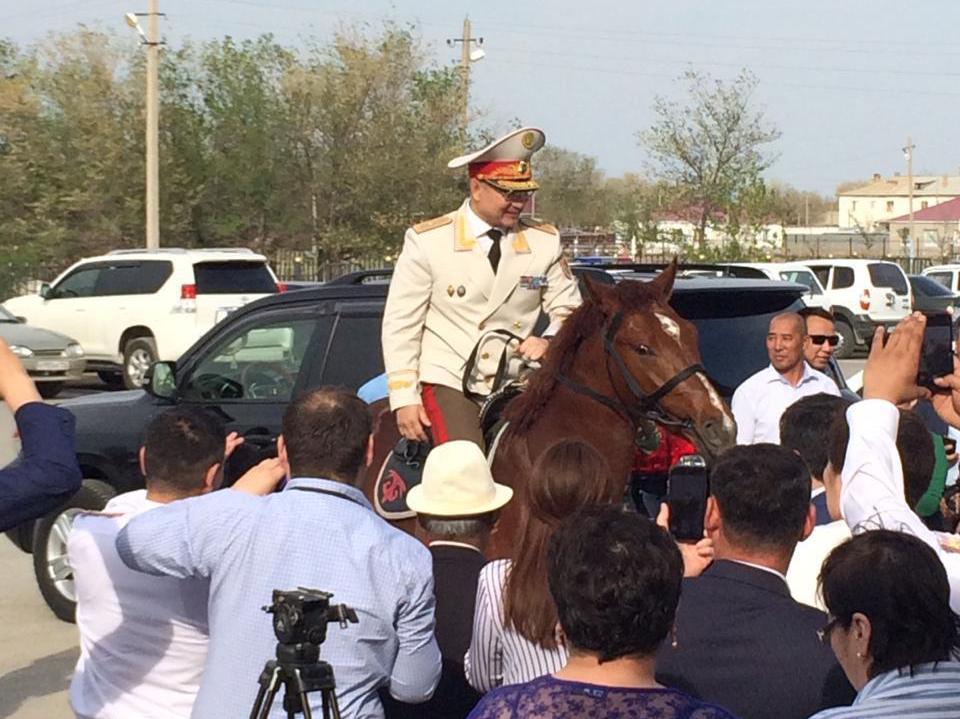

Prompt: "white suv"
[922,264,960,293]
[801,259,912,358]
[4,248,280,388]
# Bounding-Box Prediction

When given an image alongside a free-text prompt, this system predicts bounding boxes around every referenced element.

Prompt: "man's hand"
[515,336,549,362]
[231,457,286,495]
[396,404,431,442]
[862,314,930,405]
[656,503,714,578]
[0,337,40,412]
[224,431,244,461]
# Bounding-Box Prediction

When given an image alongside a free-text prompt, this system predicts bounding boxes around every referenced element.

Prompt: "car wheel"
[123,337,157,389]
[33,479,115,622]
[97,371,124,388]
[834,319,856,359]
[36,381,65,399]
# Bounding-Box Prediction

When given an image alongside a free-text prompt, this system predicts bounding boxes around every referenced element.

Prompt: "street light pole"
[145,0,160,250]
[904,137,915,258]
[447,17,484,147]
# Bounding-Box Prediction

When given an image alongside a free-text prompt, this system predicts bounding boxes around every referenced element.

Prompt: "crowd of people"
[0,308,935,719]
[1,127,959,718]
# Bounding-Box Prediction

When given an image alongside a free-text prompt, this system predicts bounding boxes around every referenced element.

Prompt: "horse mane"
[504,280,662,431]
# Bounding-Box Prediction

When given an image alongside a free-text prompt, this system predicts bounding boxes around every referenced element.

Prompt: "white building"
[838,174,960,231]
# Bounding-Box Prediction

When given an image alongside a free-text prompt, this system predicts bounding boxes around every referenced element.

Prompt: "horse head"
[578,262,736,461]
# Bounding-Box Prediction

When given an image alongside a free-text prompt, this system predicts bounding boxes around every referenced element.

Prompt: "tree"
[640,70,780,249]
[533,147,609,228]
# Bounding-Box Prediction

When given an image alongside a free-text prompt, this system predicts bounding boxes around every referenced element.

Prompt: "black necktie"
[487,229,503,273]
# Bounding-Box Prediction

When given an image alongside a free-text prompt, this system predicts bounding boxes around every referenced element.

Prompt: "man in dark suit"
[383,440,513,719]
[656,444,855,719]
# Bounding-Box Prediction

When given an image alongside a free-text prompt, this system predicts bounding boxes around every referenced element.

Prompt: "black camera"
[263,587,358,647]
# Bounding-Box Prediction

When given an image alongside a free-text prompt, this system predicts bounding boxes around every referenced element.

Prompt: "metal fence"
[270,250,392,283]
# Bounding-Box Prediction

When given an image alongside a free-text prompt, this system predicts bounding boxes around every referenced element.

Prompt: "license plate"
[36,360,69,371]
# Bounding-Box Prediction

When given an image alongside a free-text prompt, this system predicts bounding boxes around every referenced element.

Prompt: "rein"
[553,309,706,441]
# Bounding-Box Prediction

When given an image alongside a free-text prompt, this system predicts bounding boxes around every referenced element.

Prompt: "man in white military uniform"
[382,127,582,445]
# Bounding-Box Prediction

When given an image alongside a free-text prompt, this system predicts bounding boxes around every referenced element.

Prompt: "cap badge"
[521,132,535,149]
[517,160,529,174]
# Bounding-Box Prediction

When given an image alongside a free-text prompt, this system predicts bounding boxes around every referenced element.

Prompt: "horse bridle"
[554,309,707,440]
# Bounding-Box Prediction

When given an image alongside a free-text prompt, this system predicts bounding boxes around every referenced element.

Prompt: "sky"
[4,0,960,195]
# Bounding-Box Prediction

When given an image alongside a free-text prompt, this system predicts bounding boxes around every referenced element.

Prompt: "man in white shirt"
[732,312,839,444]
[822,314,960,613]
[69,408,283,718]
[780,394,854,609]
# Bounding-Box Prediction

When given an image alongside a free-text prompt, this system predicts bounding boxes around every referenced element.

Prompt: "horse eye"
[635,344,655,356]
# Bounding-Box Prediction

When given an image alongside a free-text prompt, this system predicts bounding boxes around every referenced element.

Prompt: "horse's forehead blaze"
[697,371,736,431]
[654,312,681,343]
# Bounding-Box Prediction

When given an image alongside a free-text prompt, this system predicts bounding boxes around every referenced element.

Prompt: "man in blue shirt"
[116,387,441,718]
[0,337,81,531]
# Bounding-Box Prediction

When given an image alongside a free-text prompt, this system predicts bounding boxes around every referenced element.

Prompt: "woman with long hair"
[466,504,737,718]
[465,439,621,692]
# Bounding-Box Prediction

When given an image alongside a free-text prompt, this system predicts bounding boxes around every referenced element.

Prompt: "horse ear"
[648,258,678,301]
[581,274,616,310]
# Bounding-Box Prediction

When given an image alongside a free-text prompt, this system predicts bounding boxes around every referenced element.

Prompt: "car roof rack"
[106,247,258,255]
[325,269,395,286]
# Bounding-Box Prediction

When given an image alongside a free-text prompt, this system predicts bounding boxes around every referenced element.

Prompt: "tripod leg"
[249,664,281,719]
[299,690,313,719]
[326,689,342,719]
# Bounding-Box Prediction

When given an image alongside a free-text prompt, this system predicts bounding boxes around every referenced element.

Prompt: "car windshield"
[779,269,822,294]
[0,306,18,322]
[910,275,956,297]
[868,263,909,295]
[193,261,278,295]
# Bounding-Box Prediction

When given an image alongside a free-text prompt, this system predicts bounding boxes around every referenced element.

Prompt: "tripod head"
[263,587,358,648]
[250,588,358,719]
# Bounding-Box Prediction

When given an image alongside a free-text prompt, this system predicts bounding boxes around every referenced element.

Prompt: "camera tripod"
[249,641,342,719]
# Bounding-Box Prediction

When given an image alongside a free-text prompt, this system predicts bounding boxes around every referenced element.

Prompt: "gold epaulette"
[520,217,559,235]
[412,215,454,234]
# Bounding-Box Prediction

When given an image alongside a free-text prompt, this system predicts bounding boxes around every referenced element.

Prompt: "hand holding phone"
[667,455,709,541]
[917,312,954,390]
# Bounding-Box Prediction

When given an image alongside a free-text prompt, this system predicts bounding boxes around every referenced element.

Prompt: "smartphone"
[918,312,954,389]
[667,455,709,541]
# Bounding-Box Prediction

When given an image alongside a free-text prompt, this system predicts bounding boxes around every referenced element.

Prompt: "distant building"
[838,174,960,231]
[884,196,960,260]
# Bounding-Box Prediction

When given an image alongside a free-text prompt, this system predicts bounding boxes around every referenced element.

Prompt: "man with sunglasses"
[382,127,581,446]
[800,307,840,370]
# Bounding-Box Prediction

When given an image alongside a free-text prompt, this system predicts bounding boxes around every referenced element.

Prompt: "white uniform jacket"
[382,200,582,410]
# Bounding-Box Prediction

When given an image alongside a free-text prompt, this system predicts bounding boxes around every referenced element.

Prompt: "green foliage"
[0,25,466,270]
[640,70,781,249]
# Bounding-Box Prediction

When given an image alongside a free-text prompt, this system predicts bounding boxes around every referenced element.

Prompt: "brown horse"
[364,262,737,555]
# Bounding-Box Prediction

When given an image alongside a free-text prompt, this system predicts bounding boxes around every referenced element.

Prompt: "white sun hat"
[406,440,514,516]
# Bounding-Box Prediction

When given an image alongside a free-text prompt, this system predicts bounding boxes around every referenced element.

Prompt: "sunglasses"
[809,334,840,347]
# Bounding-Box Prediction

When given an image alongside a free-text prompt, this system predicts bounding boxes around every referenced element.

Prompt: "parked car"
[3,248,281,390]
[801,259,912,358]
[922,264,960,293]
[908,274,960,315]
[0,305,85,398]
[720,262,830,309]
[9,267,850,621]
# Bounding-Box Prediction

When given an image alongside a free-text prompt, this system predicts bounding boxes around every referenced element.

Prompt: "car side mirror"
[145,361,177,400]
[39,283,51,299]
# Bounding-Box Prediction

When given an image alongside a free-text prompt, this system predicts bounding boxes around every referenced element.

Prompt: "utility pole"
[904,137,915,258]
[447,17,484,143]
[145,0,160,249]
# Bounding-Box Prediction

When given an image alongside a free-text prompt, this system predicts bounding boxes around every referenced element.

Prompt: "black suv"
[11,267,847,620]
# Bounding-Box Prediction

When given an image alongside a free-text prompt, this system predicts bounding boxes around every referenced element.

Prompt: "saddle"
[372,380,527,520]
